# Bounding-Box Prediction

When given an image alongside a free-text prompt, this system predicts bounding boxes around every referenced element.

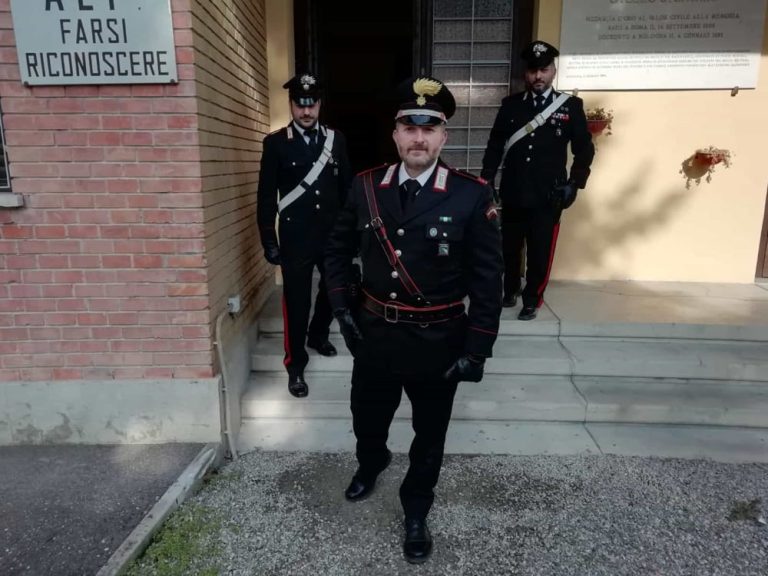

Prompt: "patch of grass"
[125,502,223,576]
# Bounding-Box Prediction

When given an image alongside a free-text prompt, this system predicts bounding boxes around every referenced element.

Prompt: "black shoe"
[307,339,337,357]
[403,518,432,564]
[288,373,308,398]
[502,288,521,308]
[517,305,537,321]
[344,450,392,501]
[502,293,518,308]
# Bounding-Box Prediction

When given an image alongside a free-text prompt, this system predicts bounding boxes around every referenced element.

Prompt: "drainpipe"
[214,310,239,461]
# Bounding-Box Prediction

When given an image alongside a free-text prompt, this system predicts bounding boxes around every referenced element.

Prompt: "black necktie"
[533,94,543,109]
[305,128,319,154]
[400,179,421,211]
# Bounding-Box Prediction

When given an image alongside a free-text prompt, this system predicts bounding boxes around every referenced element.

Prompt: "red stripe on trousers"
[282,295,292,367]
[536,222,561,308]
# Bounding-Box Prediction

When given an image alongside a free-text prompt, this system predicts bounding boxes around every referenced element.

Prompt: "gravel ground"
[133,450,768,576]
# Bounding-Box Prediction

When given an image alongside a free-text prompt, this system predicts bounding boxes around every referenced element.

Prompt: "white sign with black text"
[558,0,767,90]
[10,0,178,86]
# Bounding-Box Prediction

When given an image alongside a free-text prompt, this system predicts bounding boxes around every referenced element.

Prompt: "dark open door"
[294,0,418,173]
[294,0,534,174]
[757,186,768,279]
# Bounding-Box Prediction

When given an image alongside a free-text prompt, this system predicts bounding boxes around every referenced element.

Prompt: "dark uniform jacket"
[481,91,595,209]
[257,123,351,259]
[324,160,503,375]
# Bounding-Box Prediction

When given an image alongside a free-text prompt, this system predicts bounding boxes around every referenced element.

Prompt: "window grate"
[0,101,10,192]
[432,0,513,173]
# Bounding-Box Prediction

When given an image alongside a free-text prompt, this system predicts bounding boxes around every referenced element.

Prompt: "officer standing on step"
[257,72,352,398]
[324,76,503,564]
[481,41,594,321]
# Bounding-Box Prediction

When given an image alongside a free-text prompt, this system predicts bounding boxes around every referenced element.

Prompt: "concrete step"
[561,337,768,382]
[251,334,768,382]
[250,334,572,376]
[256,285,768,341]
[574,376,768,427]
[236,419,768,463]
[244,372,768,428]
[242,373,586,422]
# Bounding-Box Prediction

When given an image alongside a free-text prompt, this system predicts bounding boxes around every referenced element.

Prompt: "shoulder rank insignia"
[379,164,397,187]
[433,166,449,191]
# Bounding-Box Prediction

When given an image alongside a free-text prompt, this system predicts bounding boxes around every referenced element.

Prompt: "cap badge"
[413,77,442,107]
[533,43,548,57]
[300,74,316,91]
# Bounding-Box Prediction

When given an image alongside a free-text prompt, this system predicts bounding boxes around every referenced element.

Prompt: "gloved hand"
[263,243,281,265]
[550,182,578,211]
[333,308,363,354]
[443,354,485,383]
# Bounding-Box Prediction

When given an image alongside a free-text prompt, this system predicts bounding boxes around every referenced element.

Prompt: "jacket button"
[315,190,320,196]
[315,204,320,209]
[396,229,405,236]
[526,157,531,162]
[395,249,402,257]
[389,292,397,299]
[528,145,533,149]
[391,271,399,279]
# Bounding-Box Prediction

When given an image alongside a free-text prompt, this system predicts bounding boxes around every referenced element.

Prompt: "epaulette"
[267,126,285,137]
[450,167,489,186]
[356,163,390,178]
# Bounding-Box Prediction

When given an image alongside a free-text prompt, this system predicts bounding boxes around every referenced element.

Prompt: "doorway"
[757,186,768,279]
[294,0,419,172]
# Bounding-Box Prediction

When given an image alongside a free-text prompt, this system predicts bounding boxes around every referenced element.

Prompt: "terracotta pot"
[587,119,610,135]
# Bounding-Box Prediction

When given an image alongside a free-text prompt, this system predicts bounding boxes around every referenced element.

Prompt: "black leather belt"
[362,292,465,324]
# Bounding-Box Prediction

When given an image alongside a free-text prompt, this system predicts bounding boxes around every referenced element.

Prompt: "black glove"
[263,243,281,265]
[549,182,578,211]
[443,354,485,383]
[333,307,363,354]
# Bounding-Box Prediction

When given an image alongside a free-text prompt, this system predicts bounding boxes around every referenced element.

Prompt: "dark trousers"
[350,362,459,521]
[502,205,561,308]
[280,254,333,376]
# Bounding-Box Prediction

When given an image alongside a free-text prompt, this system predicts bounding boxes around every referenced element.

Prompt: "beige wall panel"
[266,0,295,131]
[536,1,768,282]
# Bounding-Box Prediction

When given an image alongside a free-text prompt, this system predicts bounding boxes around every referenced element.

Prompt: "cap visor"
[398,114,445,126]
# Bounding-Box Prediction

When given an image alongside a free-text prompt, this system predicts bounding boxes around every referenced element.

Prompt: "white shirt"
[525,87,553,107]
[398,160,438,189]
[292,121,321,145]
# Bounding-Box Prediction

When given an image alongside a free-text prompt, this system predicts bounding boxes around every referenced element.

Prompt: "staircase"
[239,281,768,458]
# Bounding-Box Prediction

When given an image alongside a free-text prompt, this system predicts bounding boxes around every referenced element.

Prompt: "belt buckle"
[370,217,383,229]
[384,302,399,323]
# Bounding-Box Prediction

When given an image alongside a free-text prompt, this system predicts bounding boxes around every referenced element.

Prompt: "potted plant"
[585,107,613,136]
[693,146,731,167]
[680,146,733,188]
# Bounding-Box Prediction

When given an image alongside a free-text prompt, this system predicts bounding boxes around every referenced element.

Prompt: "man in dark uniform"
[324,77,503,564]
[481,41,595,320]
[257,72,352,397]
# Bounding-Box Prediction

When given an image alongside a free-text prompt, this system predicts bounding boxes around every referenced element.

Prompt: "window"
[0,101,10,193]
[432,0,514,173]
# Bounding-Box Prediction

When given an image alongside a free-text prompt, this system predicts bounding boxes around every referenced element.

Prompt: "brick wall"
[0,0,266,382]
[190,0,272,346]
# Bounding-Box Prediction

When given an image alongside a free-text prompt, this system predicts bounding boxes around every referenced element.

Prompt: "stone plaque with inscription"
[558,0,767,90]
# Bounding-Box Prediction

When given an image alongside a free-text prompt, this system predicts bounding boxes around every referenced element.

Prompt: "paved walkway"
[0,444,202,576]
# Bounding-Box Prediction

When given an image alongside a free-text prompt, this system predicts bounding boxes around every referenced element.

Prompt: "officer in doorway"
[324,76,503,563]
[257,72,352,397]
[481,41,595,320]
